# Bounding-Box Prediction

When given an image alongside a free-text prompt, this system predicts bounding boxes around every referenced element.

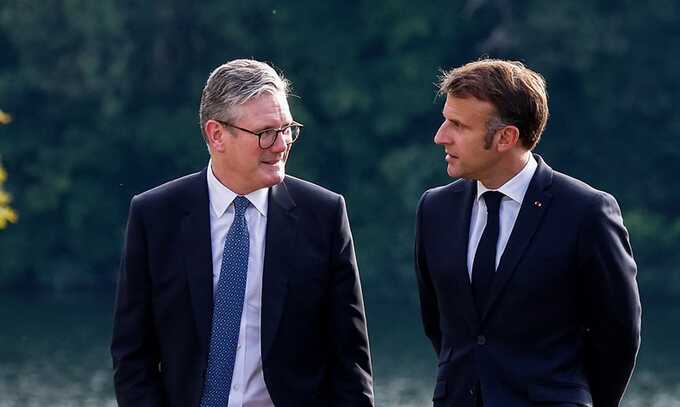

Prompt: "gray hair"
[484,115,507,149]
[199,59,291,141]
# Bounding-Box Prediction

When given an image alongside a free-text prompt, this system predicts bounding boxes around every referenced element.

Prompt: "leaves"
[0,160,18,230]
[0,0,677,295]
[0,110,11,125]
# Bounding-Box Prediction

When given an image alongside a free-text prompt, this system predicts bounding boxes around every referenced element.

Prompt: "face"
[209,91,293,194]
[434,94,502,182]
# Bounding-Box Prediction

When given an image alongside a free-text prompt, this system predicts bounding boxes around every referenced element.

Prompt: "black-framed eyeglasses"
[216,120,303,149]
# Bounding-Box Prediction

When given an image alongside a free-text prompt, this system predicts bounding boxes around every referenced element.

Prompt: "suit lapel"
[181,168,214,355]
[445,180,480,330]
[261,179,297,362]
[480,155,553,321]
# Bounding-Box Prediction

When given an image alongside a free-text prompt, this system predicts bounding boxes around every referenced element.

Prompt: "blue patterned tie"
[200,196,250,407]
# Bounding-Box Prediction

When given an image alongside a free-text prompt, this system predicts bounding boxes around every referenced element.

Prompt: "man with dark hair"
[415,59,641,407]
[112,59,374,407]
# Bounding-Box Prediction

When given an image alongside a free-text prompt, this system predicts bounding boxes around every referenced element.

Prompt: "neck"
[479,151,531,189]
[210,159,254,196]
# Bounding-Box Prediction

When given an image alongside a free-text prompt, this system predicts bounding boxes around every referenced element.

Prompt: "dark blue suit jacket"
[112,169,374,407]
[415,155,641,407]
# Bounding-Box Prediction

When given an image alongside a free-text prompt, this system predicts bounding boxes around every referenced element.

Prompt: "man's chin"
[262,169,286,187]
[446,165,460,179]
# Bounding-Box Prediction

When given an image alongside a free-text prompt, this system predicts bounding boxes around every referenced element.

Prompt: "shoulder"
[131,169,206,213]
[550,169,617,209]
[283,175,343,207]
[276,175,349,227]
[425,178,467,196]
[419,178,469,208]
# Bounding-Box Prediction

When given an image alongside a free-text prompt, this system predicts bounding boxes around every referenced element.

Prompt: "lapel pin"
[534,201,542,208]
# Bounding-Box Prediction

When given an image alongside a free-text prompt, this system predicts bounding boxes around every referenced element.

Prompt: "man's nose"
[269,131,288,152]
[434,125,447,145]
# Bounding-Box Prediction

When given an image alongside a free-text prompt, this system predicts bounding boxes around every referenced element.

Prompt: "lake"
[0,293,677,406]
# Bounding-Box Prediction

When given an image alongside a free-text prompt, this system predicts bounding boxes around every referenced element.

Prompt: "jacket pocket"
[527,382,593,406]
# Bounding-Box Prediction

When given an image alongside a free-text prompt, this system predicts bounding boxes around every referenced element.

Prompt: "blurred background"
[1,1,679,406]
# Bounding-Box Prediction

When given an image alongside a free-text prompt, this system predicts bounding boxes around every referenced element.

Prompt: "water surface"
[0,293,676,406]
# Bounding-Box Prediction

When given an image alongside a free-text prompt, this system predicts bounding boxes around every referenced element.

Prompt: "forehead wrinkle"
[445,97,495,126]
[241,93,292,130]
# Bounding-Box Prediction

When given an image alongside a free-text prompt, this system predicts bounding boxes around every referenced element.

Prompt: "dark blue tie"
[200,196,250,407]
[471,191,504,314]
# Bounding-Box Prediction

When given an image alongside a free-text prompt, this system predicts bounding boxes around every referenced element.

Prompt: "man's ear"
[496,125,520,152]
[205,120,227,153]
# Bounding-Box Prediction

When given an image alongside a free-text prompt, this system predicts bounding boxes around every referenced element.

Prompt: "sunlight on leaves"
[1,111,18,229]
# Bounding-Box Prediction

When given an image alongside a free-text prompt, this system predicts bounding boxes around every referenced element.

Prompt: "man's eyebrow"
[444,115,463,125]
[254,121,293,132]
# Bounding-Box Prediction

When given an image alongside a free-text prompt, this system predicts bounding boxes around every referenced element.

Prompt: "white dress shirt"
[467,154,538,280]
[207,161,275,407]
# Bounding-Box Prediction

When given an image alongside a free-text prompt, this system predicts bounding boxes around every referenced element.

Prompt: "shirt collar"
[476,153,537,205]
[207,159,269,217]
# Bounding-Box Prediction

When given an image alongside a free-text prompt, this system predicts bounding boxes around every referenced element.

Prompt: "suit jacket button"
[477,335,486,345]
[469,387,475,396]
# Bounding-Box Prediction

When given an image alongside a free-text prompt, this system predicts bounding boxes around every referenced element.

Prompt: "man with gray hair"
[112,59,374,407]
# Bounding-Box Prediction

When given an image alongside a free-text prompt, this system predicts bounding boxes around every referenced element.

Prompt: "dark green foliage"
[0,0,678,298]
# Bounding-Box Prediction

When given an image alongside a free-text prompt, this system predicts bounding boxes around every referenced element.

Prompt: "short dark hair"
[438,59,549,150]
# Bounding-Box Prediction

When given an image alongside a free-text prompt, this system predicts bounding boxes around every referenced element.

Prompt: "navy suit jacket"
[112,169,374,407]
[415,155,641,407]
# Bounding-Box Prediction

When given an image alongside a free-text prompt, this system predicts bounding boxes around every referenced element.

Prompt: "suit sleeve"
[578,192,642,407]
[326,195,375,407]
[111,196,166,407]
[415,191,442,355]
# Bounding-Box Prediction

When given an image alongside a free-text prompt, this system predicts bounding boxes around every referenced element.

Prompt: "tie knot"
[232,196,250,216]
[482,191,504,214]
